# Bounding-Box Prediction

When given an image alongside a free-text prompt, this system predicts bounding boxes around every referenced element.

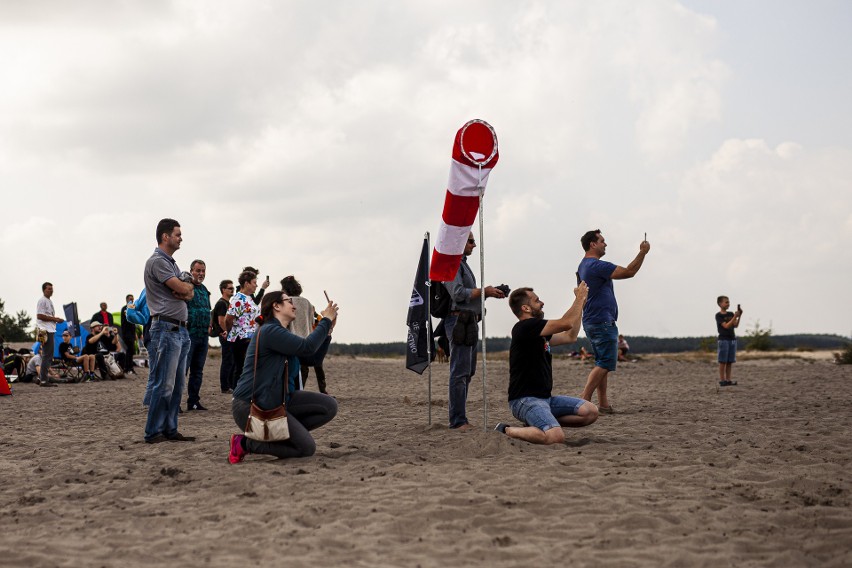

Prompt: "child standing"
[716,296,742,386]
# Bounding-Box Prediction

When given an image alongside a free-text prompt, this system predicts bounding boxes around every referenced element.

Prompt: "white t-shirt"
[36,296,56,332]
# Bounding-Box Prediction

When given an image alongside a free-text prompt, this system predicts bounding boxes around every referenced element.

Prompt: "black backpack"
[429,281,451,319]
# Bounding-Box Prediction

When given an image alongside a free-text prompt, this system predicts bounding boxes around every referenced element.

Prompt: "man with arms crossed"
[144,218,195,443]
[495,283,598,444]
[577,230,650,413]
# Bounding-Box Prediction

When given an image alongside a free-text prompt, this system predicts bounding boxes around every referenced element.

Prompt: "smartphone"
[324,290,331,303]
[266,274,269,281]
[737,304,741,311]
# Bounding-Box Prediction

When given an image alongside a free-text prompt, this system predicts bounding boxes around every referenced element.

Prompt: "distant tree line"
[330,333,850,357]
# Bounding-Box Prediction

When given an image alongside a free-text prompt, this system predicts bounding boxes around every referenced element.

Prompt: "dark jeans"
[231,338,251,390]
[218,336,234,392]
[231,391,337,459]
[444,315,478,428]
[121,332,137,371]
[186,335,209,407]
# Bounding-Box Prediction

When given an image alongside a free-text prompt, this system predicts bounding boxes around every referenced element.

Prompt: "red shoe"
[228,434,247,464]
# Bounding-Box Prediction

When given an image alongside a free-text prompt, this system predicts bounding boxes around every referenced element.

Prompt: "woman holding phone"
[228,290,339,464]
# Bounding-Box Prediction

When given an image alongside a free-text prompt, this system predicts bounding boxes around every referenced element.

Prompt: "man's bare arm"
[611,241,651,280]
[544,283,588,346]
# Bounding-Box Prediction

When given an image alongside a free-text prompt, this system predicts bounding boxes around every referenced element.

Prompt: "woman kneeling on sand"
[228,290,339,464]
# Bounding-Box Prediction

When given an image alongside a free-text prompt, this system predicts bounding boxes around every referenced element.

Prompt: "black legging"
[232,391,337,459]
[230,338,251,390]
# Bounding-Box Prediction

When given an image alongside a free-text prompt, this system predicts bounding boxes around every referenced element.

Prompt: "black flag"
[63,302,80,337]
[406,237,431,375]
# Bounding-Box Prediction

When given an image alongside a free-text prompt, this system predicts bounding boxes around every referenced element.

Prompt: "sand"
[1,352,850,567]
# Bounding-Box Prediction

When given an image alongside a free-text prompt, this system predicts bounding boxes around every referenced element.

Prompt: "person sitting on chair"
[58,330,97,381]
[83,321,123,378]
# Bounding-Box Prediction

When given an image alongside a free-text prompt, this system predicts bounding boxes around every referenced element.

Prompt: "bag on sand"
[104,353,125,379]
[244,328,290,442]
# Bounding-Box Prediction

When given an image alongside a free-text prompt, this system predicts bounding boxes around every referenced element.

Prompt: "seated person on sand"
[58,330,97,380]
[617,334,630,362]
[21,354,43,383]
[3,347,26,378]
[494,283,598,445]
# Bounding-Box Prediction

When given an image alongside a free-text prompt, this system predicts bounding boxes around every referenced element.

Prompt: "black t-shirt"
[59,342,76,360]
[508,318,553,401]
[716,312,735,340]
[211,298,228,336]
[83,332,115,355]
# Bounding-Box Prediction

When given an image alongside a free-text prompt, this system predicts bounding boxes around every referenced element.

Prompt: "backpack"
[126,289,149,326]
[429,281,452,319]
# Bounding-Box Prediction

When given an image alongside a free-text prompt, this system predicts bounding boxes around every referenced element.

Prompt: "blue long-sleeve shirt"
[233,317,332,409]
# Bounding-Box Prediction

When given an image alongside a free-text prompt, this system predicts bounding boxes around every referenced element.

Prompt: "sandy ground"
[2,351,850,567]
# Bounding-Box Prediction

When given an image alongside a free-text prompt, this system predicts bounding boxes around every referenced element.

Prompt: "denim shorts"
[718,339,737,363]
[509,396,585,432]
[584,321,619,371]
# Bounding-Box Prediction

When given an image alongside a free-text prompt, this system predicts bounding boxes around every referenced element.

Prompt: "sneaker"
[719,380,731,387]
[187,402,208,411]
[494,422,510,435]
[229,434,247,464]
[166,432,196,442]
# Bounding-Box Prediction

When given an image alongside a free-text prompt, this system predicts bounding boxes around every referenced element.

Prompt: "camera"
[495,284,510,296]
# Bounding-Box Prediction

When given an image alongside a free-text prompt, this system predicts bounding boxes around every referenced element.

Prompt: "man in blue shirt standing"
[577,230,650,413]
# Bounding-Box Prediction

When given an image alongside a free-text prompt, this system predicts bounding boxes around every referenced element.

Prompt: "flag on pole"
[429,119,499,282]
[63,302,79,337]
[406,237,431,375]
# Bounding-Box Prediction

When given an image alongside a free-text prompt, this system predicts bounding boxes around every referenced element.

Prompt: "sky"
[2,1,851,344]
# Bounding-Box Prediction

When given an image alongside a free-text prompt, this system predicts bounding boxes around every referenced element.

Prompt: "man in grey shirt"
[143,218,196,443]
[442,232,506,430]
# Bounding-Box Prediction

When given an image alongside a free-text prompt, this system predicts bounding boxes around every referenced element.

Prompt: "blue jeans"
[509,396,585,432]
[186,334,209,407]
[584,321,619,372]
[218,336,234,392]
[718,339,737,363]
[144,321,191,441]
[444,315,477,428]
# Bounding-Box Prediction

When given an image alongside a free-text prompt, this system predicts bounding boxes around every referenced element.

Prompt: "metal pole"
[425,231,433,425]
[477,166,488,432]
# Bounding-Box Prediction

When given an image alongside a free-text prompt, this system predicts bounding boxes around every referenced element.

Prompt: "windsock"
[429,119,499,282]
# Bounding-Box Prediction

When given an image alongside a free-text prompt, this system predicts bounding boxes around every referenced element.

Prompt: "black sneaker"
[166,432,196,442]
[187,403,208,411]
[494,422,510,434]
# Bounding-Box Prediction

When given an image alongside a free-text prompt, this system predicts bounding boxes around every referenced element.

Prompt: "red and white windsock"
[429,119,499,282]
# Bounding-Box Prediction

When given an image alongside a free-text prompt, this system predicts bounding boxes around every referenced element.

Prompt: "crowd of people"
[6,221,750,462]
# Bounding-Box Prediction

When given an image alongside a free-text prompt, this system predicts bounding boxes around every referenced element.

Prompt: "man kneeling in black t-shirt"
[495,282,598,445]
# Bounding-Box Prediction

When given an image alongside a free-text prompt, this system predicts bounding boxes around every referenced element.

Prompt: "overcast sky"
[2,1,850,344]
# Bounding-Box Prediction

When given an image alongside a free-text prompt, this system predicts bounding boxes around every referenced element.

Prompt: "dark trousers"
[231,338,250,390]
[121,332,137,371]
[231,391,337,459]
[39,332,54,383]
[186,335,209,407]
[218,336,234,392]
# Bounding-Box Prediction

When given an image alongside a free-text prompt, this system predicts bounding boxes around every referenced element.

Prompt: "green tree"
[0,298,33,342]
[744,320,773,351]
